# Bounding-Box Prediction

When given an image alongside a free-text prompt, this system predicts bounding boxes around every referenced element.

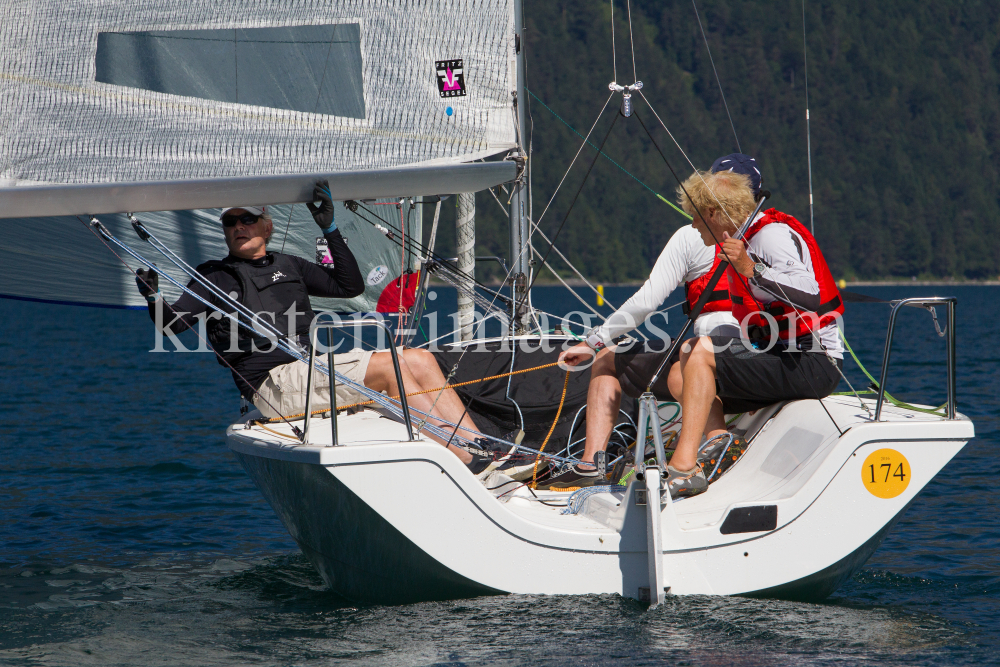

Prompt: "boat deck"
[230,396,970,535]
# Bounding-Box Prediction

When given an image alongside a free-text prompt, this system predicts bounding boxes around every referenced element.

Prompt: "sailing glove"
[135,268,159,302]
[307,179,337,233]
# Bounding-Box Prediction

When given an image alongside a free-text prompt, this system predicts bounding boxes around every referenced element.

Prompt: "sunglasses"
[221,213,261,228]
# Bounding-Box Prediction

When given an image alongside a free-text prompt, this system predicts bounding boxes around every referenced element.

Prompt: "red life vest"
[726,209,844,340]
[683,247,733,316]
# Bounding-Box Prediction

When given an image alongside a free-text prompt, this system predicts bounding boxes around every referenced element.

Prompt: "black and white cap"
[220,205,267,218]
[710,154,762,197]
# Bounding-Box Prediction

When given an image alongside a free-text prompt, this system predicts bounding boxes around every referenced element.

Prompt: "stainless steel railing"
[302,318,415,446]
[874,297,957,421]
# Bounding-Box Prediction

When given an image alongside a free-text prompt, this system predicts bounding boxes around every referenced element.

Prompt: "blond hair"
[676,170,756,233]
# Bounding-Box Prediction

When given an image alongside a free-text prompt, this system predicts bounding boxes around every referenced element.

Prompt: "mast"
[509,0,530,333]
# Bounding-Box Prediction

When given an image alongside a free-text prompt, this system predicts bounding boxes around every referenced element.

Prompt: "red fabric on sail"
[375,270,421,314]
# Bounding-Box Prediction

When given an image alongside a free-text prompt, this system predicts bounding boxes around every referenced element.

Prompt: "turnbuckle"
[609,81,643,117]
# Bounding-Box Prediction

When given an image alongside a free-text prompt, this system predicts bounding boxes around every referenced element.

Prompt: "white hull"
[227,396,972,605]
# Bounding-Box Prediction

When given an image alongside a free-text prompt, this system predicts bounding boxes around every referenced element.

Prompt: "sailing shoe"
[697,433,748,481]
[665,464,708,499]
[473,431,541,480]
[466,451,495,475]
[536,463,606,490]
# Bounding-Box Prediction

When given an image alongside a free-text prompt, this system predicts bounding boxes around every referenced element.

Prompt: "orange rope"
[531,370,571,489]
[261,360,563,423]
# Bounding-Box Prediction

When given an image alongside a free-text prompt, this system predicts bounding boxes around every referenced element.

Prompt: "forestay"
[0,0,517,310]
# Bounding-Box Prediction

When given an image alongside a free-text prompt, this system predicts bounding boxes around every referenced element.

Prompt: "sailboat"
[0,0,973,607]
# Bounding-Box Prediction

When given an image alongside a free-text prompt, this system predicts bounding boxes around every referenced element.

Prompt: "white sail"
[0,0,517,310]
[0,0,517,182]
[0,202,422,311]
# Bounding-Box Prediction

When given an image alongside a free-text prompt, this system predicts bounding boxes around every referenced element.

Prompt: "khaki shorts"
[254,347,374,419]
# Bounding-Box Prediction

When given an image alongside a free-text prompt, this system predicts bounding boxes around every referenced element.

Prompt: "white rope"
[636,89,741,229]
[691,0,741,153]
[625,0,638,82]
[802,0,815,235]
[528,217,619,311]
[532,247,608,323]
[609,0,618,83]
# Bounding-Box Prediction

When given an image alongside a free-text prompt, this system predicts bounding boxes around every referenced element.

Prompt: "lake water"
[1,284,998,666]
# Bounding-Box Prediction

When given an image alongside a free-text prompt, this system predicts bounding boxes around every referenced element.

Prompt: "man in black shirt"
[136,181,490,471]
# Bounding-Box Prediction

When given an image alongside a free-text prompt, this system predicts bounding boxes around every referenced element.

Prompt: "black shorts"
[613,336,843,413]
[710,336,842,413]
[614,339,681,401]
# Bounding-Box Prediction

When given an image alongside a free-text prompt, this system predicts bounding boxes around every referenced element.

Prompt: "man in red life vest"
[549,154,763,489]
[663,169,845,497]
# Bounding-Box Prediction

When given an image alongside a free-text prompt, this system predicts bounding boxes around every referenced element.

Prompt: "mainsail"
[0,0,518,309]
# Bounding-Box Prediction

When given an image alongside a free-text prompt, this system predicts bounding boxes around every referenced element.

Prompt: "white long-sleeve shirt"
[744,222,844,359]
[595,225,739,344]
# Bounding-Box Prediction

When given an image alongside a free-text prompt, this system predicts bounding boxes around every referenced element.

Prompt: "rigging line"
[352,205,510,311]
[534,250,609,323]
[636,90,741,229]
[525,111,621,297]
[625,0,638,82]
[531,370,572,489]
[628,106,845,435]
[691,0,741,153]
[137,224,294,344]
[802,0,815,235]
[396,201,407,344]
[352,202,493,297]
[620,113,841,433]
[487,181,625,320]
[632,108,765,315]
[429,230,538,442]
[532,92,615,229]
[78,217,303,437]
[629,106,842,437]
[99,219,492,447]
[268,360,564,417]
[629,97,842,428]
[528,218,619,313]
[526,87,691,220]
[609,0,618,84]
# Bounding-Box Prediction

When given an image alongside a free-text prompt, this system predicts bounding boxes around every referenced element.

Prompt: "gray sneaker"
[665,464,708,498]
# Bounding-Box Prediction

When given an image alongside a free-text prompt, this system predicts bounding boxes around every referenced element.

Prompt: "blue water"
[1,284,998,665]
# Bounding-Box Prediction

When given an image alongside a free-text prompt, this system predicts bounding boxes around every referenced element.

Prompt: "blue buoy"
[446,106,453,116]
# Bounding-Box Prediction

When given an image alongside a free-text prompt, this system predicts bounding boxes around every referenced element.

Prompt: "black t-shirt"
[147,229,364,398]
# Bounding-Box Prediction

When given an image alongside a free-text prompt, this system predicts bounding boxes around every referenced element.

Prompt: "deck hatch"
[720,505,778,534]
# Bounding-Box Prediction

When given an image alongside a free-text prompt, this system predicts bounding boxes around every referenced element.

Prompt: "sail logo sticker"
[367,266,389,286]
[436,59,466,97]
[861,448,910,499]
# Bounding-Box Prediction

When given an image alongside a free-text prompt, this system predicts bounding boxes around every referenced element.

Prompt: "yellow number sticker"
[861,449,911,499]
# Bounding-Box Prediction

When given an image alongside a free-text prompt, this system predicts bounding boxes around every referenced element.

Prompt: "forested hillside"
[433,0,1000,282]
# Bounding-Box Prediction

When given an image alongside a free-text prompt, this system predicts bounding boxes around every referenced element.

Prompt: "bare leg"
[671,337,719,471]
[578,348,621,470]
[364,349,478,462]
[668,357,727,440]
